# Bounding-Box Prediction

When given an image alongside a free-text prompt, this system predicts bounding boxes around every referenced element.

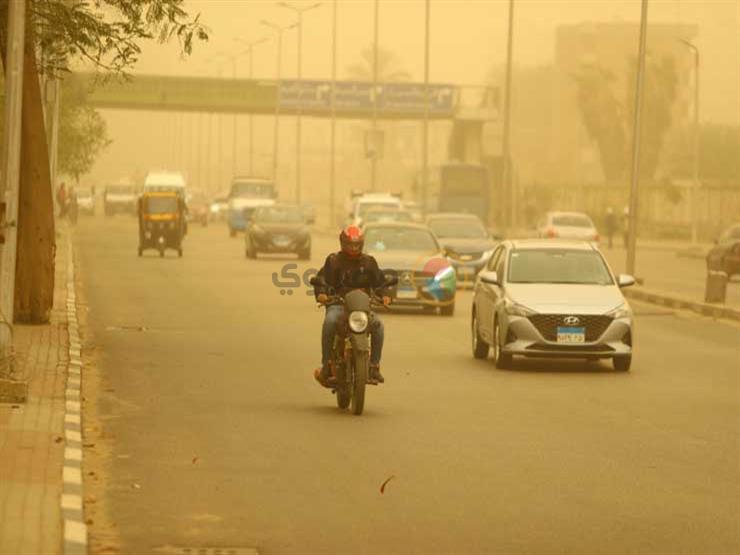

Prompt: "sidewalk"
[0,227,71,555]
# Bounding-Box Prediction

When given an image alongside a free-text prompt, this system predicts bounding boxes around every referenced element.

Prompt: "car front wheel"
[492,317,512,369]
[472,310,490,359]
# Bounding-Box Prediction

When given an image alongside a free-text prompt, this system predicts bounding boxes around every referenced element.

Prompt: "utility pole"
[371,0,379,191]
[0,0,27,360]
[501,0,515,230]
[236,38,269,175]
[626,0,649,277]
[330,0,337,228]
[422,0,430,215]
[680,38,700,244]
[277,2,322,204]
[262,20,297,189]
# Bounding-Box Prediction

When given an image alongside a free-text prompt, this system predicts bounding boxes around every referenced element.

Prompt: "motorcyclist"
[314,225,391,385]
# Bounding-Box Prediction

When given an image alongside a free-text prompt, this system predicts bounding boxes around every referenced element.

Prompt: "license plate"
[557,327,585,344]
[273,236,291,246]
[396,288,418,299]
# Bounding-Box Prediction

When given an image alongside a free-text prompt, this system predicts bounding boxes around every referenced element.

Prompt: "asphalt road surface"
[74,216,739,555]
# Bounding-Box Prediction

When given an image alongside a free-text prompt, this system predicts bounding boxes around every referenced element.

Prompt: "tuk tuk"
[137,191,186,257]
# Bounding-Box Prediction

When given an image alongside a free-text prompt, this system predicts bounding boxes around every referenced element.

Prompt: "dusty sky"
[129,0,739,124]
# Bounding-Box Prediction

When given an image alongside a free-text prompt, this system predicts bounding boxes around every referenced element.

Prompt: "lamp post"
[277,2,322,204]
[679,38,700,244]
[371,0,379,191]
[330,0,337,228]
[262,19,297,188]
[421,0,430,215]
[501,0,515,230]
[626,0,649,277]
[235,37,269,175]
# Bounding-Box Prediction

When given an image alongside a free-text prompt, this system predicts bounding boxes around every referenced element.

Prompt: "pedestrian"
[605,207,617,249]
[56,182,67,217]
[622,206,630,248]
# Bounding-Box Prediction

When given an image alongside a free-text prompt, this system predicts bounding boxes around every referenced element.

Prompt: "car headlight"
[503,297,535,317]
[606,304,632,319]
[348,311,369,333]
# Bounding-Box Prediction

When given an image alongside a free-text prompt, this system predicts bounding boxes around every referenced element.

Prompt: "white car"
[537,211,599,242]
[351,193,402,226]
[75,187,95,215]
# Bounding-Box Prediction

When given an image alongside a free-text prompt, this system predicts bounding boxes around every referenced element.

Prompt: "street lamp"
[679,38,700,244]
[277,1,322,204]
[234,37,269,175]
[262,19,297,188]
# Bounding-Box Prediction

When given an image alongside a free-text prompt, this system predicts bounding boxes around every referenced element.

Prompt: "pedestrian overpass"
[71,72,498,123]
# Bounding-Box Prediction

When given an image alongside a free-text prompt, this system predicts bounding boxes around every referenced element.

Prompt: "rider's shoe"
[369,363,384,384]
[314,363,334,387]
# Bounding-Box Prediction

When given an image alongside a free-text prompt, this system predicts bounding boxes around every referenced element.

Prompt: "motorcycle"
[311,274,397,415]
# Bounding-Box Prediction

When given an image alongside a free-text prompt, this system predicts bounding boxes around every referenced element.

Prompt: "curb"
[62,237,88,555]
[624,287,740,322]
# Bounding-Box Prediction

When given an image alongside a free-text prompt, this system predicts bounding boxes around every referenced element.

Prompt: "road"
[74,216,739,555]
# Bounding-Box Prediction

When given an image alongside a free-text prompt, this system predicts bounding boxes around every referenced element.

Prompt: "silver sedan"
[471,240,635,371]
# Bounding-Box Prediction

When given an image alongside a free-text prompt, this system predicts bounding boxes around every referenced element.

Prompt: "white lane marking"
[64,447,83,462]
[63,466,82,485]
[64,519,87,545]
[65,389,80,400]
[68,377,81,388]
[65,429,82,443]
[61,494,83,510]
[65,400,81,413]
[64,413,81,425]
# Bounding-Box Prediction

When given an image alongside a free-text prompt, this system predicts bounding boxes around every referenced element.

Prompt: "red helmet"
[340,225,364,257]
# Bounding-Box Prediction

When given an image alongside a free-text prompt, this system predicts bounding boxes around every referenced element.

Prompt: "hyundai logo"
[401,272,413,285]
[563,316,580,325]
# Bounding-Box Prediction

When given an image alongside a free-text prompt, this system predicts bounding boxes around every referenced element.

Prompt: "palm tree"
[346,45,411,82]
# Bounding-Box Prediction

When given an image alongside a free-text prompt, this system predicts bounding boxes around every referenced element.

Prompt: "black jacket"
[314,252,388,298]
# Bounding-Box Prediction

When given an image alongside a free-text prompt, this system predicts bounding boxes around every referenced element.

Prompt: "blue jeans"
[322,305,384,366]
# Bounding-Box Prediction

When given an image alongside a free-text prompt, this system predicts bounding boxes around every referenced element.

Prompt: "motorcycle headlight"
[503,297,535,317]
[348,311,369,333]
[606,303,632,319]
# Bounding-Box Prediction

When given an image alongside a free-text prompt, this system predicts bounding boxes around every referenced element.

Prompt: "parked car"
[537,211,599,242]
[707,223,740,277]
[75,187,95,216]
[104,184,137,216]
[363,222,457,315]
[426,212,497,284]
[245,204,311,259]
[471,239,635,371]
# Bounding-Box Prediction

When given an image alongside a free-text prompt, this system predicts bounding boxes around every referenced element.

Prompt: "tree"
[58,80,111,183]
[0,0,207,323]
[346,45,411,82]
[572,53,678,183]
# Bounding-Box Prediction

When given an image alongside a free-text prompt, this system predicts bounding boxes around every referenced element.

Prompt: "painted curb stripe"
[62,238,89,555]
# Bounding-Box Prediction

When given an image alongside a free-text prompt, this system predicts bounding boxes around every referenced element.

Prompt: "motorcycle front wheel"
[334,358,350,410]
[351,353,368,415]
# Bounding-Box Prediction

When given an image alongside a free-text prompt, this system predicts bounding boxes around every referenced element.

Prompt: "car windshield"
[256,207,304,223]
[365,227,438,252]
[720,225,740,241]
[108,186,134,195]
[365,211,412,223]
[146,196,178,214]
[429,219,487,239]
[358,202,399,218]
[231,181,274,198]
[551,214,593,228]
[508,249,614,285]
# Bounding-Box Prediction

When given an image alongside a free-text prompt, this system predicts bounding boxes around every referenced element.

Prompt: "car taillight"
[546,228,557,238]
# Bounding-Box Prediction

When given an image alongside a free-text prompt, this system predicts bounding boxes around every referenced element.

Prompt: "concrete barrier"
[623,287,740,322]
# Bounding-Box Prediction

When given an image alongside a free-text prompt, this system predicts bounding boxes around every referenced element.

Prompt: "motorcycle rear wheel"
[351,354,368,415]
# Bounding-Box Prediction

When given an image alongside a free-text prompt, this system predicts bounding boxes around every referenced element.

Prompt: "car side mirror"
[479,270,500,285]
[617,274,636,288]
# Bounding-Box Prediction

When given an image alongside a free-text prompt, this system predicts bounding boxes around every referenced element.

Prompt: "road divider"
[624,286,740,322]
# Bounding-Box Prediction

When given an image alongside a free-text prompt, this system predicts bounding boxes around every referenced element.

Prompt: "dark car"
[707,223,740,277]
[426,213,497,285]
[364,222,457,316]
[245,204,311,260]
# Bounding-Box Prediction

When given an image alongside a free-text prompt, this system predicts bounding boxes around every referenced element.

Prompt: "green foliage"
[572,54,679,182]
[346,46,411,82]
[57,79,110,182]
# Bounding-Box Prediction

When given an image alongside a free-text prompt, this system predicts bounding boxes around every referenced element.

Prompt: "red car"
[707,223,740,277]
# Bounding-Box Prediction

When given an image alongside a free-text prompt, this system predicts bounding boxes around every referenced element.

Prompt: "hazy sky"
[129,0,739,124]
